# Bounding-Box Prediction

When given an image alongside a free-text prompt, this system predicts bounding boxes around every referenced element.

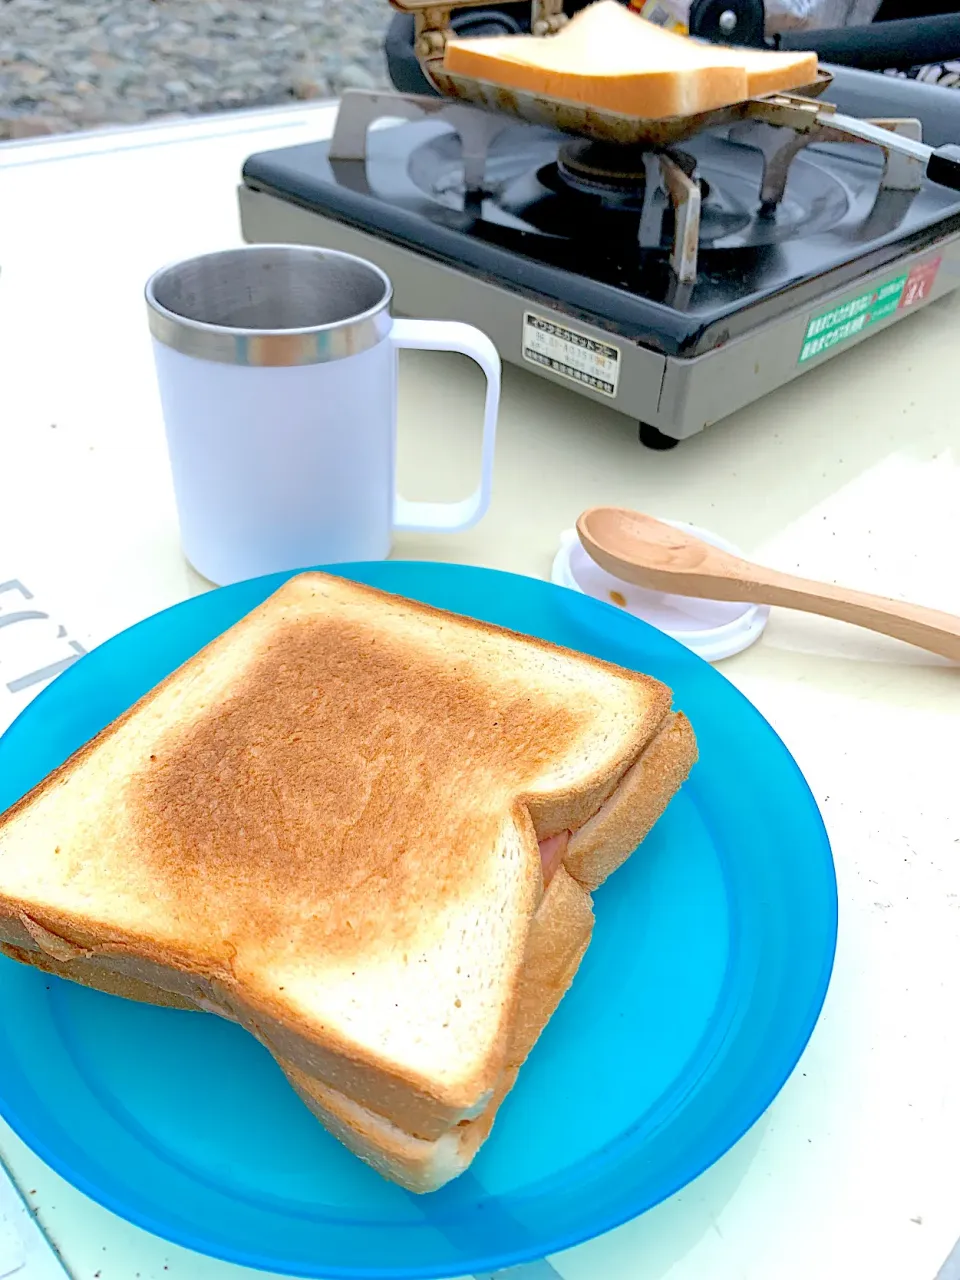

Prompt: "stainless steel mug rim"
[145,245,394,367]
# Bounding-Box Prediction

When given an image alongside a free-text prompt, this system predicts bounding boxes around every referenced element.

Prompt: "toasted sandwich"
[0,571,696,1191]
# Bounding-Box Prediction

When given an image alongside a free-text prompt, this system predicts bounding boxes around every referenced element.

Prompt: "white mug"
[145,245,500,586]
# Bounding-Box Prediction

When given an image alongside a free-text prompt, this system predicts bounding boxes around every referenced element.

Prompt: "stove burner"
[557,140,651,193]
[556,140,712,203]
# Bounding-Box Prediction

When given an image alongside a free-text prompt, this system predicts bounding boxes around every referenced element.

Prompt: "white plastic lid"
[551,521,769,663]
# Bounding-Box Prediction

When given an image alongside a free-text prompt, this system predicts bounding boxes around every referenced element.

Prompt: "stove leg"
[639,152,668,250]
[660,155,701,286]
[805,117,925,193]
[328,88,507,195]
[639,422,680,451]
[727,120,813,211]
[728,115,926,210]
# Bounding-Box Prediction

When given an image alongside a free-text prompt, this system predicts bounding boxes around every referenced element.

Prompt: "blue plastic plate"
[0,563,836,1279]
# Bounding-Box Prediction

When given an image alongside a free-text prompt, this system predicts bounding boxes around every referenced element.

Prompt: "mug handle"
[390,318,500,533]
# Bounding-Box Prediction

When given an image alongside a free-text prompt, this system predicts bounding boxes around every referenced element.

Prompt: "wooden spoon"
[577,507,960,662]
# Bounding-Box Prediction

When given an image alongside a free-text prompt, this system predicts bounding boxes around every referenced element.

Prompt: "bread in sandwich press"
[444,1,819,119]
[0,571,696,1189]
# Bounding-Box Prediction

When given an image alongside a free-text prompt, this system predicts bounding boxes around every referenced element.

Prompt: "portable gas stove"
[239,10,960,446]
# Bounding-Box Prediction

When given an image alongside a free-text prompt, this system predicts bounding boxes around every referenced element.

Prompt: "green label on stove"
[798,273,907,365]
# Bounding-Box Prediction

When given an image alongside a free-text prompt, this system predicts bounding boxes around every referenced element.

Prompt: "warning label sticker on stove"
[798,274,907,364]
[798,256,943,366]
[522,312,621,397]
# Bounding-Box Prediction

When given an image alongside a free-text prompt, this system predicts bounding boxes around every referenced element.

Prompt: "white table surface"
[1,102,960,1280]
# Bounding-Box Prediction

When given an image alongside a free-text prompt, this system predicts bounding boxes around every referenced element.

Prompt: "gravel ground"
[0,0,392,138]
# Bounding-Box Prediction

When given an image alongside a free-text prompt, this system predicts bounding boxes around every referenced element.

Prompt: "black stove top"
[242,68,960,358]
